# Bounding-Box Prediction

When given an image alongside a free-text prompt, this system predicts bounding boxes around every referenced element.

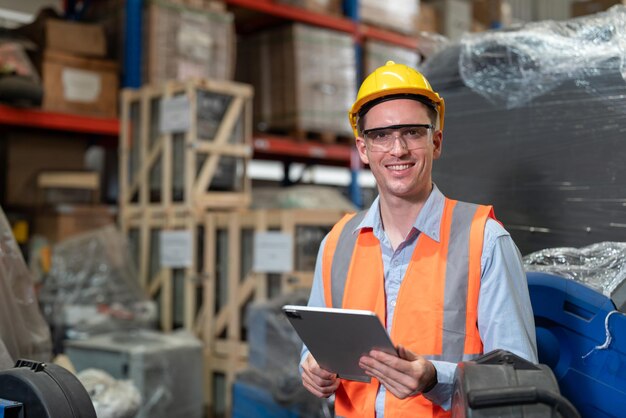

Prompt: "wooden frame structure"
[196,208,346,417]
[119,79,254,334]
[124,208,345,416]
[119,78,253,223]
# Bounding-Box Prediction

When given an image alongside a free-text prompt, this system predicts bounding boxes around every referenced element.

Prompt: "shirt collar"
[354,184,444,243]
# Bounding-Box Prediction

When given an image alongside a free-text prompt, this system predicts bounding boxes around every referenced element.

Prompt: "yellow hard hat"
[348,61,445,136]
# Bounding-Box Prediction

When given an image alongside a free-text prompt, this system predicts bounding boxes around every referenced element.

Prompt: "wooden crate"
[119,78,253,225]
[199,209,345,417]
[123,208,345,416]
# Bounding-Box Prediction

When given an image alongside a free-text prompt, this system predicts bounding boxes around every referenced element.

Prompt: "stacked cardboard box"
[364,40,421,75]
[571,0,626,16]
[424,0,473,40]
[144,0,235,85]
[42,19,118,117]
[238,24,355,137]
[360,0,420,35]
[275,0,343,15]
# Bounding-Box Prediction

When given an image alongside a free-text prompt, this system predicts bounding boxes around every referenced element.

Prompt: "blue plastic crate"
[527,272,626,418]
[232,381,302,418]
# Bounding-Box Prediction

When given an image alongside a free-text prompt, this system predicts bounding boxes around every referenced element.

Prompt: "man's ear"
[432,130,443,159]
[355,137,370,165]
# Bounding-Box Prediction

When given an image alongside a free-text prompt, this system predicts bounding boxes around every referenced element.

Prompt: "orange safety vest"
[322,198,495,418]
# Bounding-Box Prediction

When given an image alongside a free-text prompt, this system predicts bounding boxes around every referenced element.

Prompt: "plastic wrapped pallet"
[524,242,626,310]
[237,290,330,417]
[364,39,421,75]
[360,0,420,35]
[66,330,203,418]
[419,6,626,255]
[38,225,155,343]
[0,206,52,369]
[238,23,356,137]
[144,0,234,84]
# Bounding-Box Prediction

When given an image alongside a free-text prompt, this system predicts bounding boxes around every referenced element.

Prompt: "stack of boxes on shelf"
[143,0,235,84]
[275,0,344,15]
[360,0,421,35]
[41,19,118,117]
[238,23,356,140]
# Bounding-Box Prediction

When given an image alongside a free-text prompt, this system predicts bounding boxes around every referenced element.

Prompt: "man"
[300,61,537,417]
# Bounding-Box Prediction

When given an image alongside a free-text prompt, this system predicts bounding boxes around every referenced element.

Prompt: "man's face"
[355,99,443,201]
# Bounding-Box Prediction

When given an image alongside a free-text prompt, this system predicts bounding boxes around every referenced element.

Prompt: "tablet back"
[283,305,396,382]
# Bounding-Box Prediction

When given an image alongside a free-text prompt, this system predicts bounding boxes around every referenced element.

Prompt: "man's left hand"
[358,344,437,399]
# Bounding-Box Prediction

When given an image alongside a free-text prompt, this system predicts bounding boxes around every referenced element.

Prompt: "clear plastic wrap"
[420,7,626,255]
[0,207,52,368]
[38,225,155,340]
[524,242,626,298]
[66,329,203,418]
[241,290,329,416]
[459,5,626,108]
[252,185,356,210]
[77,368,142,418]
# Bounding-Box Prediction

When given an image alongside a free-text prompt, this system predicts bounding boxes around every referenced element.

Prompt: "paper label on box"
[160,96,191,134]
[178,60,206,81]
[62,67,101,102]
[160,230,193,268]
[253,232,293,273]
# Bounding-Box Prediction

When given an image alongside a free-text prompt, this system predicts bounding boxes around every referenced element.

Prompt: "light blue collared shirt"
[301,185,537,415]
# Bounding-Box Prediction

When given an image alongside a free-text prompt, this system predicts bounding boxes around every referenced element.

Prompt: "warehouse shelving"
[0,104,119,136]
[223,0,420,201]
[253,134,352,166]
[224,0,419,49]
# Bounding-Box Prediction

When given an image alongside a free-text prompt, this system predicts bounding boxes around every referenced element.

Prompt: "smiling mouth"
[386,163,414,171]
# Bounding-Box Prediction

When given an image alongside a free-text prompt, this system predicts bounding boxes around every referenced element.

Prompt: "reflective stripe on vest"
[322,198,493,418]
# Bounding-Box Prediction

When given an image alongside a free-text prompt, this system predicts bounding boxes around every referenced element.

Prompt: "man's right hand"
[301,354,340,398]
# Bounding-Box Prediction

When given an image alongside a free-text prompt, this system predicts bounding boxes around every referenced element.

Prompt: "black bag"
[0,359,96,418]
[452,350,579,418]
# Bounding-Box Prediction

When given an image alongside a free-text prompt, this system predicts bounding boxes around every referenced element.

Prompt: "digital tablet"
[283,305,397,382]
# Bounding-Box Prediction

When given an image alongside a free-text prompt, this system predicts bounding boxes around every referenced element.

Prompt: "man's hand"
[301,353,340,398]
[358,344,437,399]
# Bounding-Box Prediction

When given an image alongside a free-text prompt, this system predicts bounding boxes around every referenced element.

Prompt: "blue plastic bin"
[232,381,302,418]
[527,272,626,418]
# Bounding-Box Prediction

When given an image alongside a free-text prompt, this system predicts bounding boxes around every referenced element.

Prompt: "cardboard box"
[473,0,502,29]
[238,24,356,137]
[46,19,107,58]
[144,0,235,84]
[360,0,420,35]
[417,2,440,33]
[571,0,626,17]
[364,40,421,74]
[429,0,472,40]
[34,204,116,243]
[42,50,118,117]
[3,131,87,207]
[274,0,343,15]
